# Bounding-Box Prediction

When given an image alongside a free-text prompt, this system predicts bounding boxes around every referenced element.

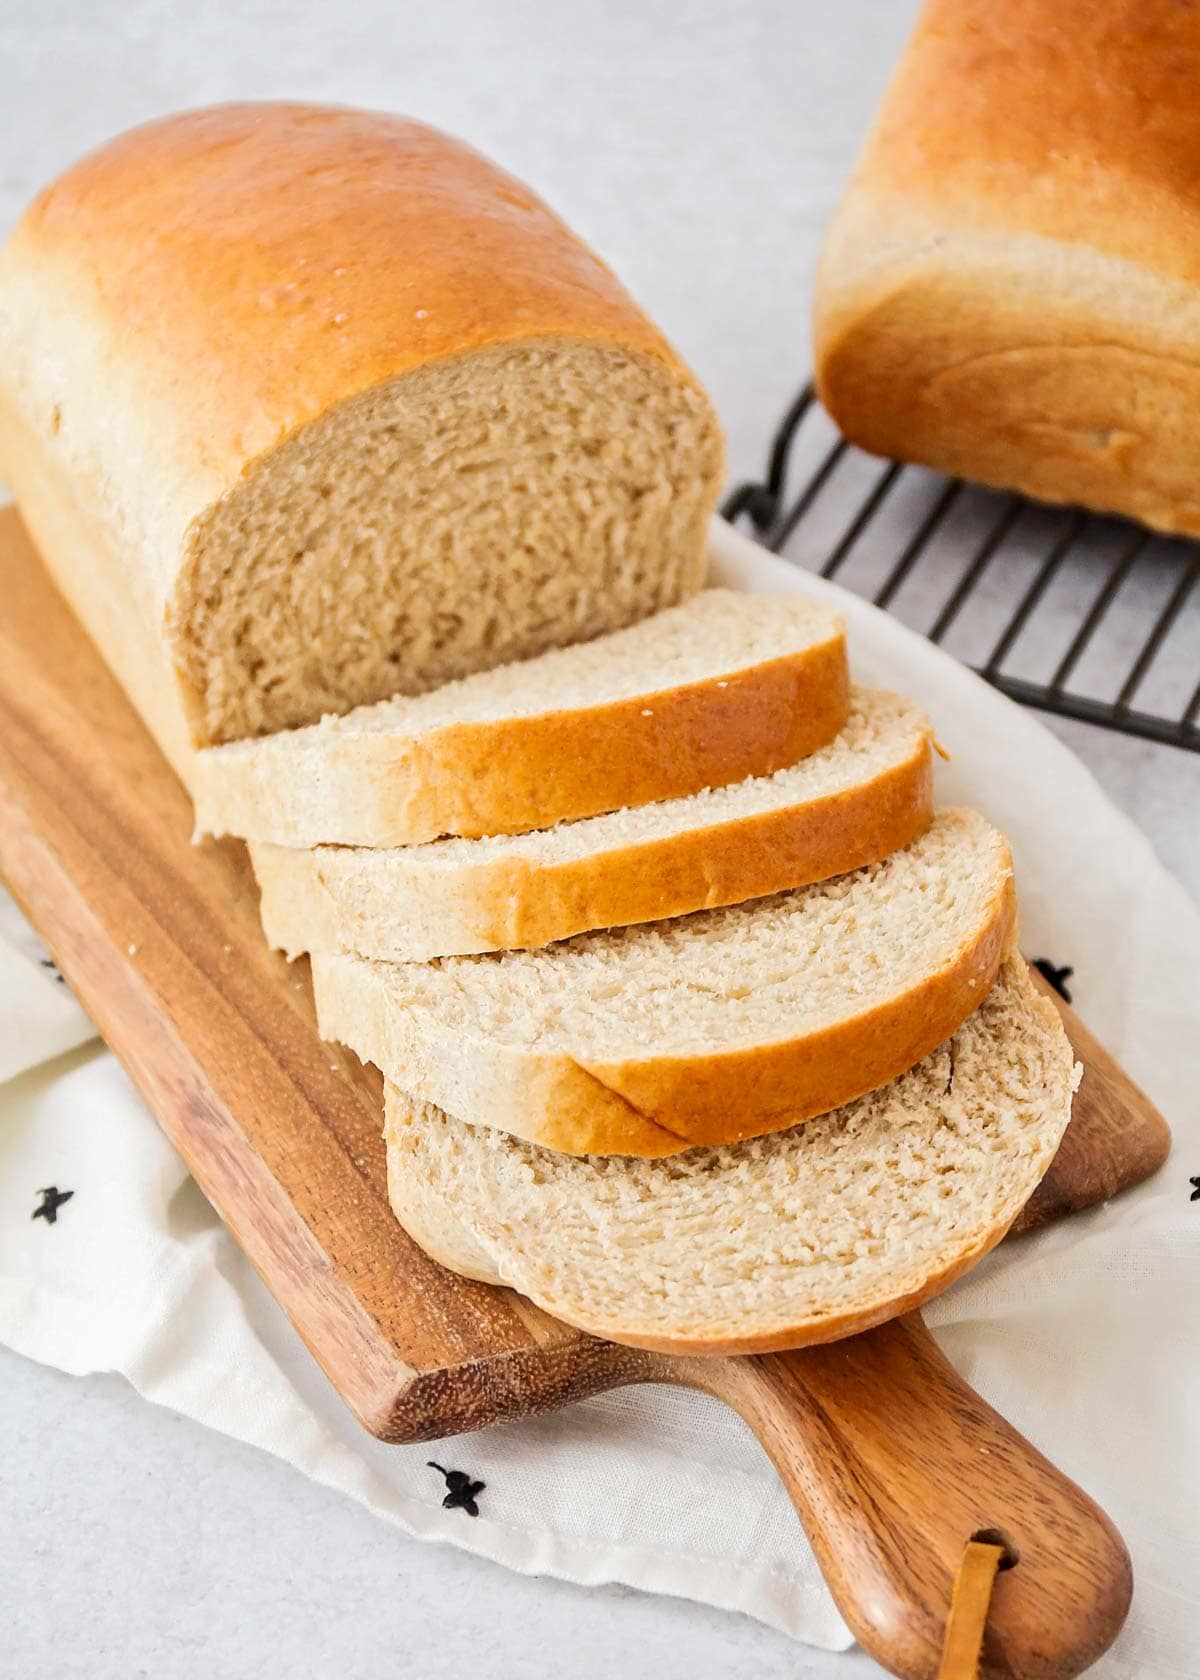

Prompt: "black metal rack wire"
[724,385,1200,753]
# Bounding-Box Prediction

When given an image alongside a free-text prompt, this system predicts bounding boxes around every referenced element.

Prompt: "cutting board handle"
[655,1313,1131,1680]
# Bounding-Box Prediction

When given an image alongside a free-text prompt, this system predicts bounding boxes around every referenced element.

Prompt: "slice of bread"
[382,958,1078,1355]
[193,590,849,847]
[251,688,935,961]
[311,809,1016,1156]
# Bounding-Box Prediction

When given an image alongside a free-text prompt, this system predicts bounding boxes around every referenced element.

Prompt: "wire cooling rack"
[724,386,1200,753]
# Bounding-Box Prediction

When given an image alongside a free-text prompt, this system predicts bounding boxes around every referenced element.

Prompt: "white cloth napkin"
[2,516,1197,1676]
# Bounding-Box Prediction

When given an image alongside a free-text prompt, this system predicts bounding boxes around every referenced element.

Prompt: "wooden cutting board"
[0,507,1169,1680]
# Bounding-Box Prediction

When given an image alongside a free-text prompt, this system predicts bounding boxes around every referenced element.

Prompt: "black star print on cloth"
[31,1186,74,1224]
[427,1462,486,1517]
[39,958,66,985]
[1033,958,1074,1004]
[1189,1176,1200,1203]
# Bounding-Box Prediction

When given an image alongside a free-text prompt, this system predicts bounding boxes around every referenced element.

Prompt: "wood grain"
[664,1319,1132,1679]
[0,504,626,1440]
[0,504,1167,1677]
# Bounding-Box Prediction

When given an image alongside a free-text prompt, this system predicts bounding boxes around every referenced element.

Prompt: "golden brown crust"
[846,0,1200,289]
[421,732,931,948]
[813,0,1200,536]
[12,103,700,484]
[197,634,852,847]
[311,865,1017,1158]
[252,727,934,959]
[474,741,929,944]
[388,639,851,842]
[577,876,1014,1146]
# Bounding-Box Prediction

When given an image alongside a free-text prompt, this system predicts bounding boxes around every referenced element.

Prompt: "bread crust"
[251,694,930,957]
[11,104,701,480]
[310,856,1016,1157]
[813,0,1200,536]
[196,635,852,847]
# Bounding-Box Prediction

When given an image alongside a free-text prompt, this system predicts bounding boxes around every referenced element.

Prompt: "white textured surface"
[2,3,1198,1678]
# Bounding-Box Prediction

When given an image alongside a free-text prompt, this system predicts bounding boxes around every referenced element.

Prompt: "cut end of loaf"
[172,338,724,744]
[383,960,1078,1355]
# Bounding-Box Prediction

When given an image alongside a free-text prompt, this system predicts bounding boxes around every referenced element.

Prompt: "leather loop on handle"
[654,1314,1131,1680]
[938,1541,1005,1680]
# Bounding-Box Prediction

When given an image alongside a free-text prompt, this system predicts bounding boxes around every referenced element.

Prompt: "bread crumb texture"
[385,958,1076,1349]
[176,341,722,742]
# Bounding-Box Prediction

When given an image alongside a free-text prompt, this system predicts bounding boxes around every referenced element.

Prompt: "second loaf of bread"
[814,0,1200,539]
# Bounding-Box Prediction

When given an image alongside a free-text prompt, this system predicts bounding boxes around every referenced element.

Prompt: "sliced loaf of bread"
[311,809,1016,1155]
[194,590,849,847]
[0,105,723,773]
[251,688,934,960]
[383,957,1077,1354]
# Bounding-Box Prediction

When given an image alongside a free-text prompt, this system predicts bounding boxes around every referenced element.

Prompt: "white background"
[3,3,1197,1676]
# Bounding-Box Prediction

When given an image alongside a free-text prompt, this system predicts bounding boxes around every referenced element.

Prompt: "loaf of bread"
[0,102,724,776]
[383,958,1077,1354]
[813,0,1200,537]
[311,810,1016,1156]
[251,687,933,959]
[195,591,849,847]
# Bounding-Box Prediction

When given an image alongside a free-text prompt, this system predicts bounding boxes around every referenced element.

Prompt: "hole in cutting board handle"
[970,1527,1020,1570]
